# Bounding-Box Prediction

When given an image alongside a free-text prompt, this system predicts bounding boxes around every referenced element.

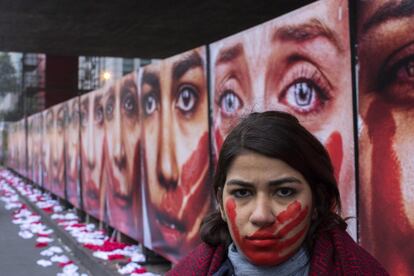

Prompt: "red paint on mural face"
[363,99,413,270]
[325,131,343,181]
[215,127,224,153]
[155,131,210,251]
[226,199,309,266]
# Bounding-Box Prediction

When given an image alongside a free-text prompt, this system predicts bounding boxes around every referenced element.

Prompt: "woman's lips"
[107,167,132,209]
[245,232,279,247]
[244,238,279,247]
[155,209,186,246]
[112,191,132,209]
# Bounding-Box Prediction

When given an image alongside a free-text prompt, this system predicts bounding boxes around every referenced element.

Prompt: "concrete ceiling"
[0,0,316,59]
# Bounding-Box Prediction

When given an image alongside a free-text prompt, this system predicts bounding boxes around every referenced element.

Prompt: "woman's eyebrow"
[362,0,414,35]
[215,43,244,66]
[226,179,254,188]
[226,177,302,187]
[172,51,203,81]
[268,177,302,187]
[272,18,343,53]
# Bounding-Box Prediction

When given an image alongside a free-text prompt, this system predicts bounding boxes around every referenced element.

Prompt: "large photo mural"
[6,1,414,272]
[139,47,212,262]
[357,0,414,274]
[210,0,356,235]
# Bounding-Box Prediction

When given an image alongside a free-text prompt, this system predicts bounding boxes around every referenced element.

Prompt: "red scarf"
[167,226,389,275]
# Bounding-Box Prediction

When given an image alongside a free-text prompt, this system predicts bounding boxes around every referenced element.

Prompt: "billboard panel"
[65,97,81,208]
[103,72,143,240]
[80,89,106,220]
[210,0,356,236]
[357,0,414,274]
[139,47,212,262]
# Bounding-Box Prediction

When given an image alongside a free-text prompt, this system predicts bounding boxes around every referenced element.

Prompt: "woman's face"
[50,104,67,197]
[140,48,211,259]
[221,151,313,266]
[66,98,80,206]
[80,90,106,217]
[104,73,141,235]
[358,0,414,273]
[211,0,354,224]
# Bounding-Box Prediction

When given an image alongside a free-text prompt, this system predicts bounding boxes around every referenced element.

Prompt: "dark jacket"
[167,226,389,276]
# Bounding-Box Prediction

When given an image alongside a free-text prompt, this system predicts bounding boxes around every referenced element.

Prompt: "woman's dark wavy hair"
[200,111,347,249]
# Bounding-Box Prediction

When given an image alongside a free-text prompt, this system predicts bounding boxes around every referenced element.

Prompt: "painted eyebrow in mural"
[172,51,203,81]
[121,78,137,99]
[81,98,89,112]
[141,71,160,92]
[215,43,243,65]
[226,177,302,187]
[273,18,343,53]
[94,95,102,106]
[362,0,414,34]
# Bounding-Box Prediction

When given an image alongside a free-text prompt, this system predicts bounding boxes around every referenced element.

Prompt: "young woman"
[168,111,387,275]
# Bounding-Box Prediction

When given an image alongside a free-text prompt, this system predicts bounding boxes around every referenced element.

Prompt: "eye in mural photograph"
[80,89,107,220]
[103,72,142,240]
[357,0,414,274]
[140,47,212,262]
[65,97,81,208]
[209,0,355,235]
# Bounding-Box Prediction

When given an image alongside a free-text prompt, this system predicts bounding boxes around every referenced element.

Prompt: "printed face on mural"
[220,152,313,266]
[104,73,142,237]
[357,0,414,274]
[80,89,106,218]
[44,105,65,196]
[65,98,80,206]
[211,0,354,222]
[50,103,67,197]
[140,47,211,261]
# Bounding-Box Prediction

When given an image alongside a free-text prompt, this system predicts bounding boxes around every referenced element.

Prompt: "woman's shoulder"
[167,242,227,276]
[310,226,389,275]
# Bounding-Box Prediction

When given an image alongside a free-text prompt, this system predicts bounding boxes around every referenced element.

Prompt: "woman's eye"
[95,105,104,125]
[232,189,252,199]
[105,98,114,121]
[57,118,65,132]
[283,80,328,114]
[378,54,414,105]
[176,85,198,114]
[80,111,88,128]
[143,93,158,116]
[219,90,243,116]
[275,188,295,198]
[123,94,137,115]
[72,111,79,126]
[393,57,414,83]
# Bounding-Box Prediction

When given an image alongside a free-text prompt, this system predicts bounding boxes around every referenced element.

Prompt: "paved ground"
[0,200,90,276]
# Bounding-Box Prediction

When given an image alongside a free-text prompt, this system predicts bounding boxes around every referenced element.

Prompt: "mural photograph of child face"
[80,89,106,219]
[65,97,81,207]
[357,0,414,274]
[140,47,211,262]
[210,0,355,231]
[104,73,142,239]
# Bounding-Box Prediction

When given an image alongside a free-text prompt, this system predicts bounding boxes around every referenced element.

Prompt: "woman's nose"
[249,197,276,228]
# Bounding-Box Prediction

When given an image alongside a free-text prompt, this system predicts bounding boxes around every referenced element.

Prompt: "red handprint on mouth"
[226,199,309,266]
